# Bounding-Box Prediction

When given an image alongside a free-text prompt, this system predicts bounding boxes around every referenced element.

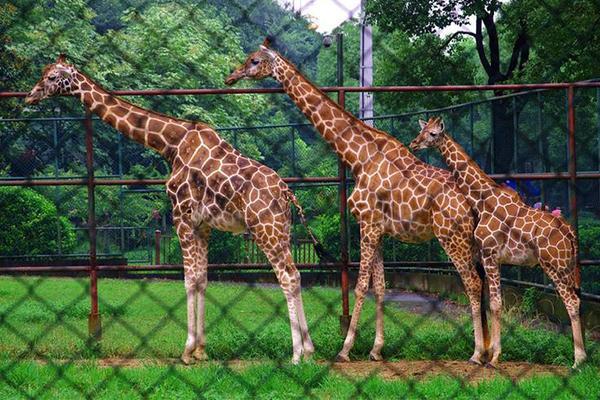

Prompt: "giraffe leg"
[369,246,385,361]
[294,283,315,359]
[257,238,304,364]
[336,224,382,362]
[192,227,210,361]
[175,219,201,365]
[540,260,587,368]
[435,227,486,364]
[482,258,502,368]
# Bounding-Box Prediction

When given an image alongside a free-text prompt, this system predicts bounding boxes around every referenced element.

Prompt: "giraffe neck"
[437,133,498,213]
[271,54,414,173]
[73,72,185,160]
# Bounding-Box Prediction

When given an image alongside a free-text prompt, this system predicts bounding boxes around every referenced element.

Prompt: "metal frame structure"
[2,82,600,337]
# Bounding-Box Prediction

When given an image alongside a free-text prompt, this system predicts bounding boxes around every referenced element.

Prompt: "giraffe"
[25,54,319,364]
[225,39,490,364]
[409,116,586,368]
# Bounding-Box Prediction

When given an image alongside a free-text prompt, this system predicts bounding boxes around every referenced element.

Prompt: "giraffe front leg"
[369,247,385,361]
[182,272,197,365]
[193,227,210,362]
[175,218,199,365]
[336,223,382,362]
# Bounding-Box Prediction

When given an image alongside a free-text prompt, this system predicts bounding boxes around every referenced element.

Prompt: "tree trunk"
[491,97,515,174]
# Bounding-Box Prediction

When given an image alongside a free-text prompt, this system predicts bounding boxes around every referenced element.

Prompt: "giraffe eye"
[251,59,260,66]
[48,75,56,81]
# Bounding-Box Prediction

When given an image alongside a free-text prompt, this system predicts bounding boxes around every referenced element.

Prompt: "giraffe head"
[409,117,446,151]
[225,38,277,85]
[25,54,79,105]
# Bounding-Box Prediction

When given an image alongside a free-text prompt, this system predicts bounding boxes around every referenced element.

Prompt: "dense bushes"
[0,187,76,256]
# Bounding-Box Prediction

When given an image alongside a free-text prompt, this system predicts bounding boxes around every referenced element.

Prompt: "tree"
[365,0,530,173]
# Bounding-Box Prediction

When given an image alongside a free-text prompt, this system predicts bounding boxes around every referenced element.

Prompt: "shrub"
[0,187,76,256]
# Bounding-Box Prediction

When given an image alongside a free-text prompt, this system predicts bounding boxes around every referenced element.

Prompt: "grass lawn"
[0,276,599,398]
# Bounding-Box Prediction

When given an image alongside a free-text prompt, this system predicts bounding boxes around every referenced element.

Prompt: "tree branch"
[505,28,529,79]
[439,30,477,50]
[482,12,501,77]
[475,18,492,77]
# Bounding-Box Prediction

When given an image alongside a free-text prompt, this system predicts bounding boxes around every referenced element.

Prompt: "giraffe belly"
[192,208,247,235]
[498,243,538,267]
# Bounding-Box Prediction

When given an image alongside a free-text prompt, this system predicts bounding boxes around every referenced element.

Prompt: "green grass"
[0,276,598,364]
[0,276,599,398]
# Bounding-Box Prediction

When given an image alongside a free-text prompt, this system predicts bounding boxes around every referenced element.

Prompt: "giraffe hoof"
[193,348,208,361]
[468,357,483,366]
[181,354,193,365]
[303,350,314,361]
[484,362,498,370]
[335,353,350,363]
[291,356,301,365]
[369,352,383,361]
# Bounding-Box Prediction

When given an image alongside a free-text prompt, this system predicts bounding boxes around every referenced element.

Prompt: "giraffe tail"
[285,189,336,264]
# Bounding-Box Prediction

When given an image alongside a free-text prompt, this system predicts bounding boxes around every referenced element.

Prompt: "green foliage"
[0,187,75,256]
[520,287,541,317]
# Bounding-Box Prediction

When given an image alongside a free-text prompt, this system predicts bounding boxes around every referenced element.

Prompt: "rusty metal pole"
[335,33,350,335]
[338,93,350,335]
[154,229,161,265]
[84,109,101,340]
[567,86,583,323]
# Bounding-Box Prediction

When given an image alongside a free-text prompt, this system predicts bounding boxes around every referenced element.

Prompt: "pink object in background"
[552,208,562,217]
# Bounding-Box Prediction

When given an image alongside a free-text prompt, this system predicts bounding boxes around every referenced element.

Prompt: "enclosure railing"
[2,82,600,336]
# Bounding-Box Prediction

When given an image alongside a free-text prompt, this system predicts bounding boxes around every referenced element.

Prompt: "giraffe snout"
[24,87,44,105]
[409,139,422,151]
[225,69,245,85]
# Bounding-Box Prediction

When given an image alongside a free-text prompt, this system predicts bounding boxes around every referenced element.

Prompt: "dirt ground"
[83,358,570,383]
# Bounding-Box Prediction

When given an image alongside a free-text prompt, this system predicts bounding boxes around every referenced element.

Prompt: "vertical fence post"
[336,32,350,335]
[155,229,161,265]
[567,86,580,282]
[338,92,350,335]
[84,109,101,340]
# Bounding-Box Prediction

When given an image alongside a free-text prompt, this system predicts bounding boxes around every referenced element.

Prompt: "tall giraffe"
[226,40,489,364]
[410,116,586,368]
[25,54,318,364]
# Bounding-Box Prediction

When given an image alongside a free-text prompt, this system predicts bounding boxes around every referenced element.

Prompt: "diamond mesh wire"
[1,0,600,398]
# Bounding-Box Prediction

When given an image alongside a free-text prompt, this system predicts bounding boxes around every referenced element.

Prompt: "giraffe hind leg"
[369,246,385,361]
[540,259,587,368]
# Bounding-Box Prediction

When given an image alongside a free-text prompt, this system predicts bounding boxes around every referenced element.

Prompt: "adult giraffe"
[410,117,586,368]
[226,40,489,364]
[25,54,319,364]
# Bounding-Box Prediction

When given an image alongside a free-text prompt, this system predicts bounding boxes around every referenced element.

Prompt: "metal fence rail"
[3,82,600,338]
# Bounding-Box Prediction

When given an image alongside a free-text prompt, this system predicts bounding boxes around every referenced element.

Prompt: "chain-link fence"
[2,0,600,398]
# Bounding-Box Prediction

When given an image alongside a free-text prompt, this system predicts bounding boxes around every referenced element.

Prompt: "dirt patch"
[39,358,569,383]
[326,360,569,383]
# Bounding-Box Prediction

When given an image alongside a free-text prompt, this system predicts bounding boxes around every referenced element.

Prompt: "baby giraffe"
[25,54,318,364]
[410,117,586,368]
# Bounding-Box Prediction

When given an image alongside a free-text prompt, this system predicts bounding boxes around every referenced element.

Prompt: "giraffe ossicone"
[26,54,322,364]
[410,116,587,369]
[227,40,490,365]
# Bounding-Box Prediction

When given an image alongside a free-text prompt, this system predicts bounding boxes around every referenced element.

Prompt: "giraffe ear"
[262,37,271,48]
[419,119,427,129]
[439,120,445,132]
[56,53,67,64]
[259,46,276,60]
